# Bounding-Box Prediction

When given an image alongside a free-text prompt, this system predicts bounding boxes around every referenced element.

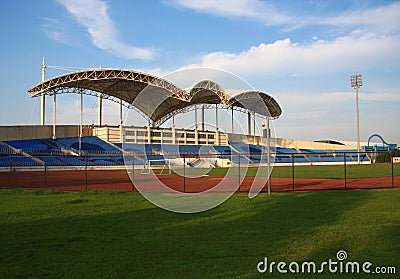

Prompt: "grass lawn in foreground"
[0,189,399,278]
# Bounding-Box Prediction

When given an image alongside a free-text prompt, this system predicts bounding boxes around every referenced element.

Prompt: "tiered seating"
[230,156,252,165]
[0,157,11,167]
[336,150,369,162]
[115,143,147,165]
[5,139,48,151]
[1,137,125,167]
[0,144,13,154]
[55,137,123,166]
[271,147,292,163]
[58,156,89,166]
[231,142,261,153]
[87,156,120,166]
[57,136,120,153]
[4,139,62,155]
[276,147,297,153]
[0,143,40,166]
[305,154,323,162]
[230,142,264,162]
[178,145,201,155]
[120,143,145,152]
[157,144,179,155]
[211,145,231,154]
[294,156,309,163]
[0,136,372,168]
[302,149,334,163]
[0,155,39,167]
[36,156,65,166]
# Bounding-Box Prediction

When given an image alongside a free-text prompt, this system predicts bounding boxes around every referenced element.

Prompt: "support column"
[247,112,251,136]
[79,91,83,150]
[135,129,137,143]
[98,93,103,127]
[215,104,220,145]
[119,99,123,142]
[253,112,256,145]
[202,104,205,131]
[194,105,198,144]
[195,129,199,145]
[231,106,234,134]
[172,114,176,144]
[147,120,151,144]
[194,105,198,130]
[40,57,46,126]
[52,93,56,139]
[80,91,83,138]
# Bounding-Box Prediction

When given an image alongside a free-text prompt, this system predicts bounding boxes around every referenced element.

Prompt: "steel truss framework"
[28,68,282,125]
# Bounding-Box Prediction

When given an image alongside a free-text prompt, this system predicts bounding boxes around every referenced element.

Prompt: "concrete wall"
[0,125,92,141]
[263,137,356,150]
[94,126,229,145]
[228,133,355,150]
[93,126,121,142]
[0,125,356,151]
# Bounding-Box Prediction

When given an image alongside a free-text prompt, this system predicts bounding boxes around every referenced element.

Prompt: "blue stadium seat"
[231,156,251,164]
[87,156,120,166]
[0,157,12,167]
[37,156,66,166]
[275,147,298,153]
[294,156,309,163]
[56,136,121,153]
[213,146,231,154]
[274,155,292,163]
[121,143,146,153]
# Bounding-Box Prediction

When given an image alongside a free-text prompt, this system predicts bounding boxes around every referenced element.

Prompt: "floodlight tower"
[350,74,362,164]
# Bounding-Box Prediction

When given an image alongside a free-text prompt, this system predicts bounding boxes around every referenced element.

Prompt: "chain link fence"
[0,151,399,192]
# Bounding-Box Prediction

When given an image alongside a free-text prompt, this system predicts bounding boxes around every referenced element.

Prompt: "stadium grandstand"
[0,67,376,171]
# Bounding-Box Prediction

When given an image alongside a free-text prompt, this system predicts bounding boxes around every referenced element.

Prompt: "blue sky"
[0,0,399,144]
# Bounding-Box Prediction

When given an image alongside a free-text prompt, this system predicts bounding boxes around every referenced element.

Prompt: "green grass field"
[170,162,399,180]
[1,189,399,278]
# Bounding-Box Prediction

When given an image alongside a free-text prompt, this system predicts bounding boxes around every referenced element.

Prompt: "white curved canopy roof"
[28,68,282,126]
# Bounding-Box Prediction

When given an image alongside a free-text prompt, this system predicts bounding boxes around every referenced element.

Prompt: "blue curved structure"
[366,134,397,151]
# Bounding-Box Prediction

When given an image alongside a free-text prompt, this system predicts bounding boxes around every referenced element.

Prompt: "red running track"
[0,170,398,192]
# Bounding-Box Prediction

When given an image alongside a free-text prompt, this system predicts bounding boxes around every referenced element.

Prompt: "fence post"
[291,154,295,192]
[344,152,347,190]
[10,159,13,189]
[392,154,394,189]
[238,153,241,192]
[44,162,47,190]
[183,154,186,193]
[84,155,88,191]
[132,155,135,192]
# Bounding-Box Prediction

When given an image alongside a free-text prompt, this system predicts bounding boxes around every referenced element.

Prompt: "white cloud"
[277,90,400,111]
[42,18,70,44]
[58,0,155,60]
[169,0,400,32]
[361,92,400,102]
[168,0,290,26]
[315,2,400,33]
[185,33,400,77]
[44,29,65,43]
